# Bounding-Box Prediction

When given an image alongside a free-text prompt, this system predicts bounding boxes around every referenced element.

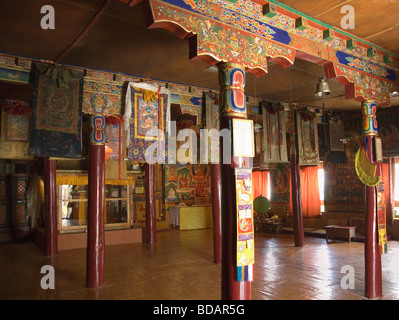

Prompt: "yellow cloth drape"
[355,148,381,187]
[56,175,134,186]
[142,88,159,103]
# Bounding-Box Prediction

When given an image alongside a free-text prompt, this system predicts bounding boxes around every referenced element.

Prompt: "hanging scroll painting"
[125,83,169,163]
[235,168,254,282]
[28,64,84,158]
[5,114,30,142]
[296,110,319,166]
[262,101,288,164]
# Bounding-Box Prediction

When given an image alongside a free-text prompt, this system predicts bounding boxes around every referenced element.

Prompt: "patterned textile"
[235,168,254,282]
[124,82,170,163]
[82,75,123,115]
[28,64,84,158]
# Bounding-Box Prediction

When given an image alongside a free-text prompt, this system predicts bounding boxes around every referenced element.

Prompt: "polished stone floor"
[1,229,399,300]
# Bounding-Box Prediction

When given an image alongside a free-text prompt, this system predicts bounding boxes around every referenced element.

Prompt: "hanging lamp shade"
[314,76,331,97]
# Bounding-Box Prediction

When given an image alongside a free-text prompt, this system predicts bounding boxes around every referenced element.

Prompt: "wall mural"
[165,163,211,207]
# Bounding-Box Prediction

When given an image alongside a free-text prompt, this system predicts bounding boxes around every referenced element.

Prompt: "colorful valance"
[82,70,123,116]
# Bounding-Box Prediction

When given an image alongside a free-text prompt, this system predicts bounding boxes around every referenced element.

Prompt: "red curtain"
[299,166,321,217]
[253,171,269,200]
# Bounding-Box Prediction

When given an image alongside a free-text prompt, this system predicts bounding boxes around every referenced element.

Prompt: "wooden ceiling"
[0,0,398,111]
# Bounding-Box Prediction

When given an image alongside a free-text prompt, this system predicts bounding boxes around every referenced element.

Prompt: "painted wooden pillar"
[218,62,252,300]
[44,158,58,256]
[86,114,105,288]
[211,163,221,264]
[361,100,382,299]
[290,109,304,247]
[144,163,157,244]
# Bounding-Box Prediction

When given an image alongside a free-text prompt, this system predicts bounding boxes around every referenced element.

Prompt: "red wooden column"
[218,62,251,300]
[44,158,58,256]
[211,163,221,264]
[86,115,106,288]
[361,100,382,299]
[145,163,157,244]
[290,109,304,247]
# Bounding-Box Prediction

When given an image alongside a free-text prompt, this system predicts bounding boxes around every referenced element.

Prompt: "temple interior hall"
[0,0,399,301]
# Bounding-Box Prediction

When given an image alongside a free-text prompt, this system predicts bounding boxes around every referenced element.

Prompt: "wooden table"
[325,225,356,243]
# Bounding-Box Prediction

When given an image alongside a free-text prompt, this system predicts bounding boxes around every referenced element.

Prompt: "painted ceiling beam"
[141,0,398,106]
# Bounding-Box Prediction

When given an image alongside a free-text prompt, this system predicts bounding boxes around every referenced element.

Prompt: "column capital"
[217,63,246,119]
[361,101,378,137]
[90,114,106,145]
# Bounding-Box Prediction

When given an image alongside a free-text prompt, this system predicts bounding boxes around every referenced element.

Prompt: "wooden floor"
[1,229,399,300]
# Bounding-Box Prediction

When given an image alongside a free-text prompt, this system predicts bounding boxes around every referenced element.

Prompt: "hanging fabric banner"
[28,63,84,158]
[377,182,388,254]
[124,82,170,163]
[235,168,254,282]
[262,101,288,164]
[296,108,320,166]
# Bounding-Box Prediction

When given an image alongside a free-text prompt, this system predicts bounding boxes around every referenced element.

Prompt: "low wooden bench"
[325,225,356,243]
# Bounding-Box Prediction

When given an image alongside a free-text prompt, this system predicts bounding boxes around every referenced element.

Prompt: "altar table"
[169,206,213,230]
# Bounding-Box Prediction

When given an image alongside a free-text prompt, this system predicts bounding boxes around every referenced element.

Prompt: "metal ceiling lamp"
[314,54,331,148]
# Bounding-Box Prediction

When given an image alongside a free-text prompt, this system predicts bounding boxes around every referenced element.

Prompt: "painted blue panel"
[336,51,396,82]
[189,96,202,106]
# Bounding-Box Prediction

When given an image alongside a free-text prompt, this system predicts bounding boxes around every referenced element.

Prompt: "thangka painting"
[296,109,319,166]
[270,164,290,203]
[28,64,84,158]
[235,168,254,282]
[127,87,168,163]
[261,101,288,164]
[5,114,30,142]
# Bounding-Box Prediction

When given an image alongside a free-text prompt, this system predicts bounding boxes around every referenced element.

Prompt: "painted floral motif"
[345,56,390,79]
[153,2,294,73]
[335,64,392,105]
[178,0,398,73]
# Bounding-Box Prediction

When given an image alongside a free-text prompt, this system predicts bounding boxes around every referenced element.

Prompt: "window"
[58,183,130,232]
